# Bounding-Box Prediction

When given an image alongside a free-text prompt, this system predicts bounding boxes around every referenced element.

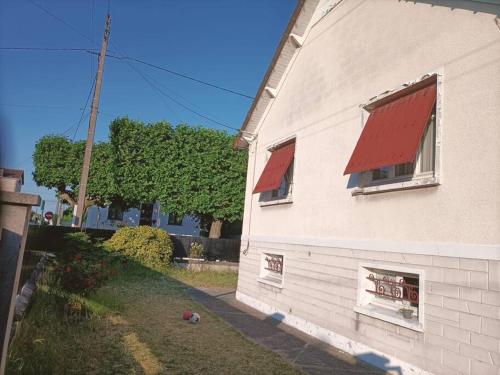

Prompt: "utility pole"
[73,14,111,228]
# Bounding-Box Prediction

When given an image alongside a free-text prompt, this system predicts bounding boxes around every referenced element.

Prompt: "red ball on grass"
[182,311,193,320]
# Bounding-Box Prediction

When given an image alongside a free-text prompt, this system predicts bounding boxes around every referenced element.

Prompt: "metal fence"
[171,235,240,262]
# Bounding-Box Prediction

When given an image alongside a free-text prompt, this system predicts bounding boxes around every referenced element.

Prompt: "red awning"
[253,142,295,194]
[344,82,437,175]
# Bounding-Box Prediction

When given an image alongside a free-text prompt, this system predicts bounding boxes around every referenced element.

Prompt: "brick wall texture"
[237,243,500,375]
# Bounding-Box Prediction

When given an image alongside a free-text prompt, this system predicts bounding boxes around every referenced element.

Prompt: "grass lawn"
[7,262,302,374]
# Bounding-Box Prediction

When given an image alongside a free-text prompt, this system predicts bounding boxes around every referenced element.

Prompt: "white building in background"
[84,202,200,236]
[235,1,500,374]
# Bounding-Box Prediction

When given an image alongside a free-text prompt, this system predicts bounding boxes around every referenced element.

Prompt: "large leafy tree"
[34,119,247,238]
[110,118,247,238]
[168,125,247,237]
[32,135,118,213]
[109,118,174,207]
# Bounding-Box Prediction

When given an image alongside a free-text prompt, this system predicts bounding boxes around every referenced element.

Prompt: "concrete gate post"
[0,169,40,374]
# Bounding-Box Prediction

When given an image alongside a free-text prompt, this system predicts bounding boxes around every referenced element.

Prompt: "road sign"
[40,200,45,211]
[44,211,54,221]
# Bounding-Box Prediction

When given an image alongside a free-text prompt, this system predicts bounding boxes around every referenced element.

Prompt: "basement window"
[355,263,424,332]
[258,252,285,288]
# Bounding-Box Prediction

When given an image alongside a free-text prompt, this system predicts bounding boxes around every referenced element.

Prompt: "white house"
[235,1,500,374]
[84,203,200,236]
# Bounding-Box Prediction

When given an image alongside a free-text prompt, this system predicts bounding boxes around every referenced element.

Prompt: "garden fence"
[171,235,240,262]
[26,225,240,263]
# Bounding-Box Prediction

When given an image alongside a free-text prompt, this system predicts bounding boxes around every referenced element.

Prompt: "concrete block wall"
[237,242,500,375]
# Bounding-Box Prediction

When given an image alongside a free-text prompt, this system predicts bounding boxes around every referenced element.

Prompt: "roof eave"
[234,0,307,150]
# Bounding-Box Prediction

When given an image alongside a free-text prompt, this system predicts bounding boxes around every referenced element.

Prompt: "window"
[355,263,424,331]
[107,203,124,221]
[362,109,436,187]
[263,160,294,202]
[167,213,183,226]
[253,139,295,205]
[345,75,440,195]
[258,252,285,287]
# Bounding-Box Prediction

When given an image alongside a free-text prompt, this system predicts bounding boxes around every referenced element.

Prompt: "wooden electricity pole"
[73,14,111,228]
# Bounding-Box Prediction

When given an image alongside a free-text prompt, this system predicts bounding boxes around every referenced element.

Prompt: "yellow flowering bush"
[105,226,173,267]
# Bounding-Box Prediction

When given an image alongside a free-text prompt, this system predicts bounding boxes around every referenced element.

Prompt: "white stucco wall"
[242,0,500,247]
[237,2,500,374]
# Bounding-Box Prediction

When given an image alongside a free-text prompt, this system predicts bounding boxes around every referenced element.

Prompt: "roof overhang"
[234,0,320,149]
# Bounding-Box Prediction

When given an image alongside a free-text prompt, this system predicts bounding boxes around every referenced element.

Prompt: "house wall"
[237,1,500,374]
[84,205,200,236]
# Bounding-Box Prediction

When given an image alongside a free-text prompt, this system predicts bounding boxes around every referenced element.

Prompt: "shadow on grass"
[9,253,295,375]
[10,249,389,375]
[187,288,387,375]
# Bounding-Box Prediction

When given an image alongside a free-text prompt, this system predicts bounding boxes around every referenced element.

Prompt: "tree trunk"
[208,219,223,239]
[59,191,76,207]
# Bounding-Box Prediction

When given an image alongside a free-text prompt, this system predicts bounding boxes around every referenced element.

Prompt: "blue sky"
[0,0,295,212]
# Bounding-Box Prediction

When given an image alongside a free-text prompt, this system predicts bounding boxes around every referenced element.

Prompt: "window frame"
[167,213,183,226]
[257,251,285,288]
[258,136,296,207]
[351,73,443,196]
[355,262,425,332]
[361,110,436,187]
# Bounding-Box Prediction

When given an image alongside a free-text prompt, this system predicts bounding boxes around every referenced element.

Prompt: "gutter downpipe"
[242,135,258,256]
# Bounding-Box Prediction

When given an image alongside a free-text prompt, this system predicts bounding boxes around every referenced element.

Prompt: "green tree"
[110,118,247,238]
[32,135,118,215]
[175,125,247,238]
[32,135,80,207]
[109,118,174,207]
[34,119,247,238]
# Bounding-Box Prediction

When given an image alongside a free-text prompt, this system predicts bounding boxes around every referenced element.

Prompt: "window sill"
[259,196,293,207]
[352,176,439,196]
[354,305,423,332]
[257,276,284,289]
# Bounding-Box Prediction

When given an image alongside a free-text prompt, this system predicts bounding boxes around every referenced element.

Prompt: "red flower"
[75,254,82,262]
[65,266,72,273]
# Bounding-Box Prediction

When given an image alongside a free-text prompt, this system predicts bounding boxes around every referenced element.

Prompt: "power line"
[90,0,96,81]
[0,103,74,108]
[59,112,90,137]
[2,47,253,100]
[26,0,97,47]
[59,73,97,139]
[109,39,239,131]
[129,63,238,132]
[110,42,179,119]
[123,56,254,99]
[0,47,94,51]
[71,103,90,142]
[8,0,243,131]
[146,73,231,128]
[86,51,253,99]
[117,63,239,131]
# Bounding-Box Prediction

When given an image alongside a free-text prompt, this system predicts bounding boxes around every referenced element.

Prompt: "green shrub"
[105,226,173,267]
[189,241,204,259]
[50,232,112,296]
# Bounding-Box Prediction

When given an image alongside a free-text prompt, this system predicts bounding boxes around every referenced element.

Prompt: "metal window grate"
[264,254,283,275]
[366,274,419,304]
